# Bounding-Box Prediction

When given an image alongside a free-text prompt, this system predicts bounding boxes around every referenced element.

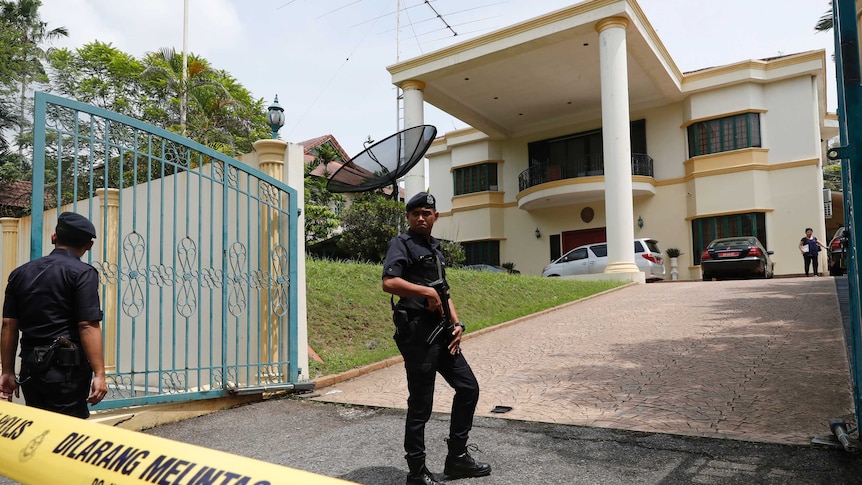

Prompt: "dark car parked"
[828,226,849,276]
[701,236,774,281]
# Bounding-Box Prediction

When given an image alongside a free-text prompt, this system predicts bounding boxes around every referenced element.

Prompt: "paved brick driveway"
[313,278,853,445]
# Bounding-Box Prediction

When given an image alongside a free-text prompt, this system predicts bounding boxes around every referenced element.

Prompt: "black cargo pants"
[394,315,480,461]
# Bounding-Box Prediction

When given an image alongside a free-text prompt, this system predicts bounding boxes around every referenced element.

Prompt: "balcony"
[518,153,654,192]
[515,153,656,210]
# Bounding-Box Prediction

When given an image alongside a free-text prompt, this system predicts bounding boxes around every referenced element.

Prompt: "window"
[549,234,562,262]
[687,113,761,157]
[691,212,767,265]
[590,244,608,258]
[463,240,500,266]
[563,247,589,262]
[453,163,498,195]
[526,120,647,182]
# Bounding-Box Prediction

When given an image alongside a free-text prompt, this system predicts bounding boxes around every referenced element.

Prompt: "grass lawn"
[306,259,626,378]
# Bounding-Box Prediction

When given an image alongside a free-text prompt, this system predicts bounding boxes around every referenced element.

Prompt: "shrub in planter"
[665,247,683,258]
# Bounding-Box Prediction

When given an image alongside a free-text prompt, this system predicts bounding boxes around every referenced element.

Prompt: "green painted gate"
[31,92,300,409]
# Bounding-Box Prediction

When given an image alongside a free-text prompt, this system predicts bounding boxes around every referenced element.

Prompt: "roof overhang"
[388,0,683,140]
[389,0,830,143]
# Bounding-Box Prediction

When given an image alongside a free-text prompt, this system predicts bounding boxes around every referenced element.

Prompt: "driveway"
[312,277,853,445]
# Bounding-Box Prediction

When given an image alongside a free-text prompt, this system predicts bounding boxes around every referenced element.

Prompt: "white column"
[401,80,426,201]
[596,17,639,275]
[283,142,309,382]
[252,139,309,382]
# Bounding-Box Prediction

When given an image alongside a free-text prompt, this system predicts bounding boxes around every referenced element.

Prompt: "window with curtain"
[462,240,500,266]
[453,163,499,196]
[687,113,761,158]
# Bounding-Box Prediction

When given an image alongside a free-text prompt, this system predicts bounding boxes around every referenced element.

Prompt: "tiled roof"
[297,134,352,163]
[0,180,32,209]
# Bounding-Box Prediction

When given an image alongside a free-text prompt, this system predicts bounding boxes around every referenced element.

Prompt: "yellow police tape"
[0,400,355,485]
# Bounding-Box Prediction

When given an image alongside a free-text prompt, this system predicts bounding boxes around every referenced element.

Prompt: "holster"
[29,338,80,375]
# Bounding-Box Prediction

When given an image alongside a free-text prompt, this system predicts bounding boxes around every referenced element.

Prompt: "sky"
[37,0,836,157]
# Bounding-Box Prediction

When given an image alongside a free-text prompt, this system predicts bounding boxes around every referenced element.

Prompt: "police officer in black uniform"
[0,212,107,418]
[383,192,491,485]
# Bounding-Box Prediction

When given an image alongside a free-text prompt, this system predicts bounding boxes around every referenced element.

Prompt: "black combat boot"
[443,442,491,479]
[406,458,445,485]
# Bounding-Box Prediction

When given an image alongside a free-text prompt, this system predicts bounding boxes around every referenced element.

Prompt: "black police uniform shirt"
[3,248,103,349]
[383,230,446,312]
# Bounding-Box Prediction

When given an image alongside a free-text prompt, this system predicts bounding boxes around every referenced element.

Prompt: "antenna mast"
[396,0,402,132]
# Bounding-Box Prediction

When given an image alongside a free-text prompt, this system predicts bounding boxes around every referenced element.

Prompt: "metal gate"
[829,0,862,438]
[31,92,299,409]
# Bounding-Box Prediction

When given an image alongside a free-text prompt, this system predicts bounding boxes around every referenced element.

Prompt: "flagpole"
[181,0,189,136]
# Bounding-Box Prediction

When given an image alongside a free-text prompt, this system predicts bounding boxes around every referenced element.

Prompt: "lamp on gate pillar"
[266,95,285,139]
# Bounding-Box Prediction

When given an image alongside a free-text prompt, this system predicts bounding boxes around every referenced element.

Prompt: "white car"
[541,238,666,281]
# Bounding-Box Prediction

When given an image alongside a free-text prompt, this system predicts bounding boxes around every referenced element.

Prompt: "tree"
[824,162,843,191]
[142,47,267,156]
[338,192,404,263]
[304,141,345,245]
[815,2,833,32]
[47,42,146,118]
[46,43,269,158]
[0,0,67,160]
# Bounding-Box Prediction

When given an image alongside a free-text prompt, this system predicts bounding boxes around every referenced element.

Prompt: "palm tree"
[0,0,67,160]
[815,1,833,32]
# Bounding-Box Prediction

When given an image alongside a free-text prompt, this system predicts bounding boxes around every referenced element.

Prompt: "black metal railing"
[517,153,654,191]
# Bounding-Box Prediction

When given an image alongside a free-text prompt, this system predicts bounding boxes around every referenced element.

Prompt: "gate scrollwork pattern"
[120,231,147,317]
[228,242,248,316]
[271,245,290,316]
[176,237,198,318]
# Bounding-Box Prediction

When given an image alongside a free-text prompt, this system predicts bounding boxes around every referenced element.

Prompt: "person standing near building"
[0,212,107,418]
[799,227,828,277]
[382,192,491,485]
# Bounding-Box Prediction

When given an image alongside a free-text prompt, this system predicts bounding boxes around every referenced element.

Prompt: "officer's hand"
[88,375,107,405]
[424,287,444,315]
[448,326,463,355]
[0,373,19,401]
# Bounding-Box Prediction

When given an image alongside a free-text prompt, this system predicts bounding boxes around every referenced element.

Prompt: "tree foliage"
[0,0,66,166]
[815,1,833,32]
[338,192,404,263]
[824,162,843,192]
[304,141,345,244]
[47,43,269,157]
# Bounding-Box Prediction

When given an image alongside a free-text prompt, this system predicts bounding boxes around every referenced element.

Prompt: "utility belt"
[394,307,435,324]
[393,306,436,344]
[19,337,82,383]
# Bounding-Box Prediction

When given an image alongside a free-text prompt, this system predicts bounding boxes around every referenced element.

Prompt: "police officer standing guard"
[0,212,107,417]
[383,192,491,485]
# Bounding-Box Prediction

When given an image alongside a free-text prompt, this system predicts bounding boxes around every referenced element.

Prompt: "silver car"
[541,238,666,281]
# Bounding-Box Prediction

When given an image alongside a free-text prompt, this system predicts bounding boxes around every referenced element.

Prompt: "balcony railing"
[517,153,654,192]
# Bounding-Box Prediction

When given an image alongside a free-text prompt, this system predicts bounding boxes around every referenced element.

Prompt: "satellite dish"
[326,125,437,194]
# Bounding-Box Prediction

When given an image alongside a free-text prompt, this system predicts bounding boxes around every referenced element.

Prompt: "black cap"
[405,192,436,212]
[57,212,97,240]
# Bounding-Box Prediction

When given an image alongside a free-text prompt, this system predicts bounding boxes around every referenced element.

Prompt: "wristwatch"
[455,321,465,331]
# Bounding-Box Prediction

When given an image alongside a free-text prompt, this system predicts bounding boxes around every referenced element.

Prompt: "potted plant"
[665,247,682,258]
[665,248,683,280]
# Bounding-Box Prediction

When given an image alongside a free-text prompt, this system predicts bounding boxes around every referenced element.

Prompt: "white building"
[388,0,836,280]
